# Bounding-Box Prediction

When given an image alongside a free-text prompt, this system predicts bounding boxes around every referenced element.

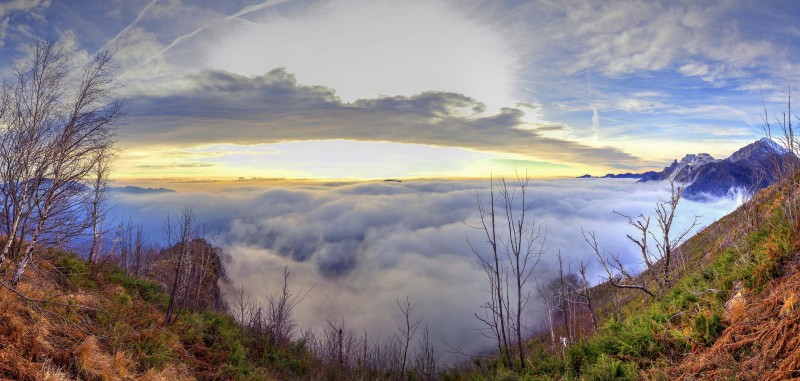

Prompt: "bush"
[692,312,724,346]
[565,340,599,376]
[54,253,97,290]
[107,269,168,308]
[581,354,636,381]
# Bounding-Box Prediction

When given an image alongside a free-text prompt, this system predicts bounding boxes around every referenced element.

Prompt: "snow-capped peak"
[668,153,718,182]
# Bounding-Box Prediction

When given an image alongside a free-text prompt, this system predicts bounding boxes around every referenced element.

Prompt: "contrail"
[587,70,599,143]
[120,0,292,78]
[103,0,159,52]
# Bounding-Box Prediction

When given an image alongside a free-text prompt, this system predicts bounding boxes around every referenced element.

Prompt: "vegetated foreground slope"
[592,179,800,380]
[0,242,280,381]
[673,198,800,378]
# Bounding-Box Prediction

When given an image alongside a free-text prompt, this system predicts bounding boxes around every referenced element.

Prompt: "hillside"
[0,246,281,380]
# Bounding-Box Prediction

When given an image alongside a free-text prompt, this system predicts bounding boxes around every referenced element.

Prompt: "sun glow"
[115,140,586,181]
[205,0,517,112]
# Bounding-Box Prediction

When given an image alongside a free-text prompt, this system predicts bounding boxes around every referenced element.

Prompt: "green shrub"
[107,269,169,308]
[54,253,97,290]
[581,354,636,381]
[565,340,599,377]
[692,312,724,346]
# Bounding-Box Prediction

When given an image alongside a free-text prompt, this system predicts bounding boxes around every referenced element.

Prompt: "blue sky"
[1,0,798,179]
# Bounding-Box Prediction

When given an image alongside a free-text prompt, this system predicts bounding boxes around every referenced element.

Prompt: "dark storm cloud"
[124,68,640,168]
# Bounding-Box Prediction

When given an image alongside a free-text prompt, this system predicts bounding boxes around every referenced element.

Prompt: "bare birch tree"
[1,36,122,286]
[87,149,112,265]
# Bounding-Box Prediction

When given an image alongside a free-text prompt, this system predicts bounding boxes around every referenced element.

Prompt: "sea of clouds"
[107,178,742,362]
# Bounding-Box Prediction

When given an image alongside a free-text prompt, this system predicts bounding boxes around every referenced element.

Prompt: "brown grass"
[675,262,800,380]
[139,364,196,381]
[725,289,746,323]
[0,254,206,380]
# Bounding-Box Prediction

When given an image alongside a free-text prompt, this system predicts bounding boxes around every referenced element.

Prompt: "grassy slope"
[0,251,297,380]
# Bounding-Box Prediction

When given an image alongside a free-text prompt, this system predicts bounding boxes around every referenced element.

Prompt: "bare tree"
[536,281,557,350]
[413,326,439,380]
[87,149,112,265]
[164,205,195,324]
[130,225,145,278]
[470,175,511,365]
[470,174,545,369]
[575,261,597,331]
[762,88,800,234]
[323,319,353,372]
[556,251,572,344]
[397,296,420,381]
[3,36,122,286]
[267,266,308,346]
[585,180,699,297]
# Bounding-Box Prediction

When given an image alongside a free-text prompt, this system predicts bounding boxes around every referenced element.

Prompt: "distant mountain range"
[110,186,176,194]
[579,138,794,199]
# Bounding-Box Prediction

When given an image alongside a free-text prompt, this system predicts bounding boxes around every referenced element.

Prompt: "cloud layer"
[124,68,639,169]
[108,178,741,361]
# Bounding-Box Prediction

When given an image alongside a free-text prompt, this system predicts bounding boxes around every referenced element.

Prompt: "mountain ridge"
[579,138,793,199]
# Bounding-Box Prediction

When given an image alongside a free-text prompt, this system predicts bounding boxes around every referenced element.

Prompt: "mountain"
[584,138,794,200]
[110,186,176,194]
[641,138,792,199]
[638,152,719,183]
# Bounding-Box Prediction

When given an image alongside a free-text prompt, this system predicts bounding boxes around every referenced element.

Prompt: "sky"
[2,0,799,179]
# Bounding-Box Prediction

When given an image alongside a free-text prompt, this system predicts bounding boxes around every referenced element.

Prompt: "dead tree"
[413,326,438,380]
[557,251,572,344]
[267,266,308,346]
[762,88,800,234]
[536,281,557,350]
[131,225,144,278]
[575,261,597,331]
[470,176,511,365]
[470,174,545,369]
[397,296,420,381]
[164,205,195,324]
[498,176,544,368]
[585,180,698,297]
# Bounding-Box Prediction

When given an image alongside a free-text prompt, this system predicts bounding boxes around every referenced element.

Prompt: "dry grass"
[35,363,72,381]
[676,263,800,380]
[139,364,196,381]
[0,255,214,380]
[725,289,746,323]
[781,292,797,317]
[75,335,117,380]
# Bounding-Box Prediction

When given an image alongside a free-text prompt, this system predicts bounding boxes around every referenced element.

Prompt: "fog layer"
[109,178,741,360]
